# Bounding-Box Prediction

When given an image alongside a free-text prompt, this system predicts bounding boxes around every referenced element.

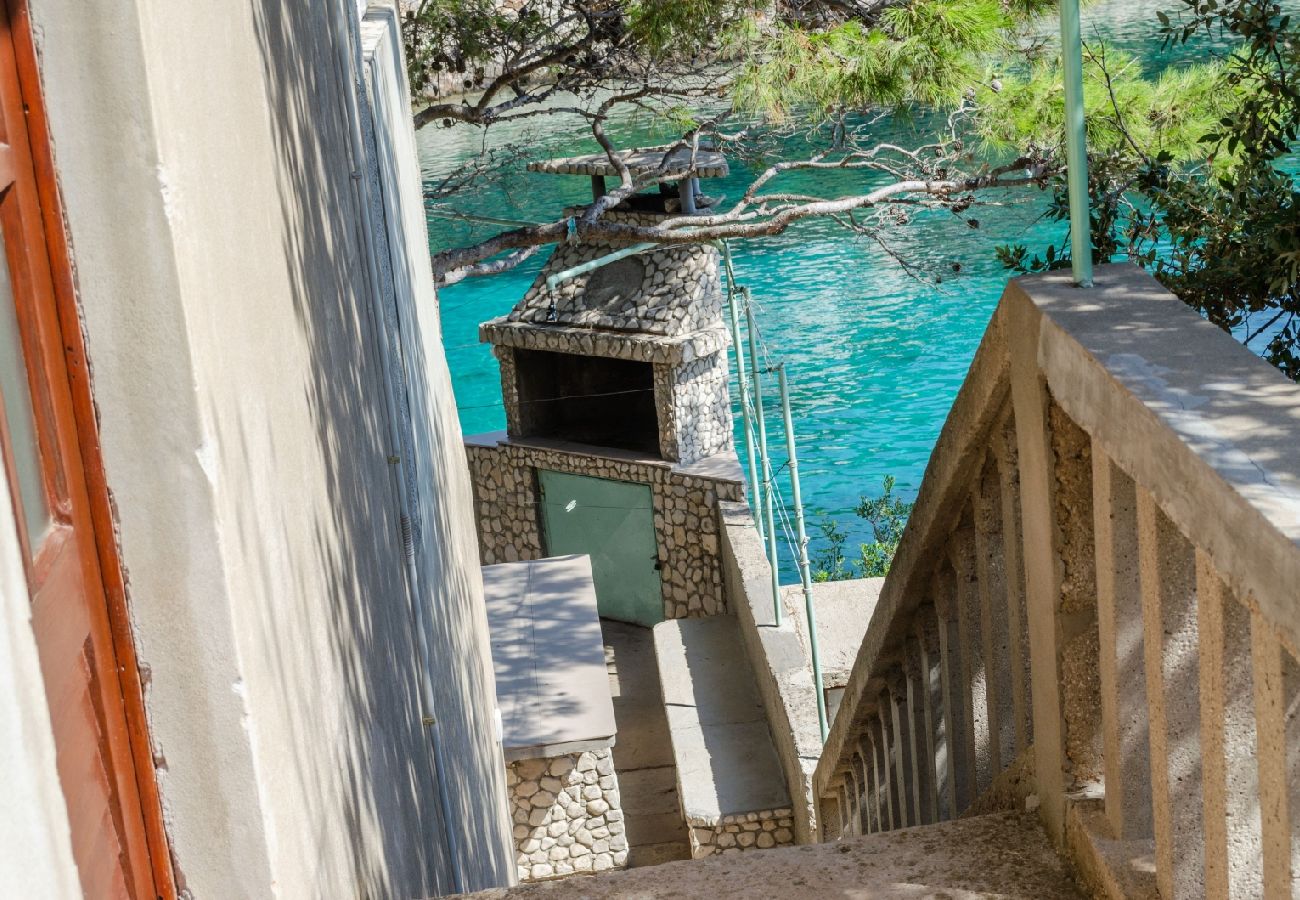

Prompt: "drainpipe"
[1060,0,1094,287]
[775,364,828,741]
[721,243,765,545]
[747,293,783,625]
[338,19,466,893]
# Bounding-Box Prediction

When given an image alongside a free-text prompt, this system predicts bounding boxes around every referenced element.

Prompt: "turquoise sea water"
[418,2,1288,579]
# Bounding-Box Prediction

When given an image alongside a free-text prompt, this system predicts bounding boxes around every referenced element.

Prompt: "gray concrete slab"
[483,556,616,760]
[654,615,791,822]
[656,615,765,725]
[674,451,743,485]
[784,577,884,689]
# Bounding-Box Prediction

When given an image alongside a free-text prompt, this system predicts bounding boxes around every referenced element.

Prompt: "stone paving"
[464,811,1086,899]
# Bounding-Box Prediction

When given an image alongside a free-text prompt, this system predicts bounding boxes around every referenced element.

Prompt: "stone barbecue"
[467,148,742,623]
[479,149,733,467]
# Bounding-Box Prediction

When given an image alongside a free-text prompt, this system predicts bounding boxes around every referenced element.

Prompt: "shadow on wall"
[223,1,510,895]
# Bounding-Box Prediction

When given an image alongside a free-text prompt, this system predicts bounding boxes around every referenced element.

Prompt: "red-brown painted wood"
[0,2,171,896]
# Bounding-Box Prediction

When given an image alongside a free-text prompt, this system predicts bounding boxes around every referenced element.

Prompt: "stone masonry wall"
[466,440,742,618]
[652,353,731,465]
[507,748,628,881]
[687,808,797,859]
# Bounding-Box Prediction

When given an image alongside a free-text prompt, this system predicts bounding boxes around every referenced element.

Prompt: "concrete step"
[600,620,693,865]
[465,811,1086,898]
[602,620,675,771]
[623,841,690,869]
[617,767,688,850]
[615,766,679,816]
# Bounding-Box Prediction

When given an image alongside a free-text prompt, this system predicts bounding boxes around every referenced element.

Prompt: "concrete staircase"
[600,620,692,866]
[466,811,1083,898]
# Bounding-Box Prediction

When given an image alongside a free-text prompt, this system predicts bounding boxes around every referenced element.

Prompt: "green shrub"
[813,475,914,581]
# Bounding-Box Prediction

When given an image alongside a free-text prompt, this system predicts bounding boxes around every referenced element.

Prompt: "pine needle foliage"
[730,0,1055,120]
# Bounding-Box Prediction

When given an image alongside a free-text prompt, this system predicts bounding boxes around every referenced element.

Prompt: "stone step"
[614,766,679,816]
[623,841,690,869]
[464,812,1086,898]
[617,767,690,850]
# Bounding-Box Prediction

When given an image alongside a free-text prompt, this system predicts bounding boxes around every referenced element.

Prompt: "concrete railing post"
[876,699,902,829]
[905,634,938,825]
[886,670,916,827]
[1091,448,1153,841]
[1137,487,1205,899]
[844,761,860,838]
[973,461,1016,775]
[949,527,993,797]
[933,567,973,815]
[1249,616,1299,897]
[914,610,945,824]
[842,785,852,842]
[991,418,1033,754]
[851,750,869,836]
[867,716,891,833]
[1007,297,1068,842]
[1197,555,1262,897]
[856,734,878,834]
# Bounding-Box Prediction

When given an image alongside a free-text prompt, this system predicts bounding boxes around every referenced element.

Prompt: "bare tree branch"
[430,155,1055,282]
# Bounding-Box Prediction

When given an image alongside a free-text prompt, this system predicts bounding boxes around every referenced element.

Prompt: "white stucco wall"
[0,465,82,898]
[28,0,511,895]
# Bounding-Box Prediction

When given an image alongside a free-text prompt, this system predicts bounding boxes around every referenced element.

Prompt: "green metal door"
[538,470,663,626]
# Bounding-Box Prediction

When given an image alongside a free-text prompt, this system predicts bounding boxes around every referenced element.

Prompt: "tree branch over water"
[407,0,1300,379]
[432,147,1055,284]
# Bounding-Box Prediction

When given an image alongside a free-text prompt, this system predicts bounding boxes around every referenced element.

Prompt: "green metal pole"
[722,245,766,546]
[746,295,782,625]
[776,364,827,741]
[1060,0,1094,287]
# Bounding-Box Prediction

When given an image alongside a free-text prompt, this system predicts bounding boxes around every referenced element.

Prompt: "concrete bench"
[483,556,627,880]
[653,614,795,858]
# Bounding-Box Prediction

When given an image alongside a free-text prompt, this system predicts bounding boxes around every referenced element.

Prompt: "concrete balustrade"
[814,265,1300,899]
[1091,449,1152,843]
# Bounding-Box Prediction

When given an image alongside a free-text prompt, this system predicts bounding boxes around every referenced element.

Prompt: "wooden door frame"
[4,1,175,895]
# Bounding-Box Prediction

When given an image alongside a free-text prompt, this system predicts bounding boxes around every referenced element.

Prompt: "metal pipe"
[338,23,466,890]
[776,364,828,741]
[545,242,657,291]
[1060,0,1094,287]
[721,244,765,545]
[746,293,782,624]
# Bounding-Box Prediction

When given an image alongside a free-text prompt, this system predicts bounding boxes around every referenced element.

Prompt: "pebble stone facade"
[687,809,797,859]
[465,437,742,619]
[507,748,628,881]
[505,238,723,337]
[662,353,732,464]
[478,209,733,467]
